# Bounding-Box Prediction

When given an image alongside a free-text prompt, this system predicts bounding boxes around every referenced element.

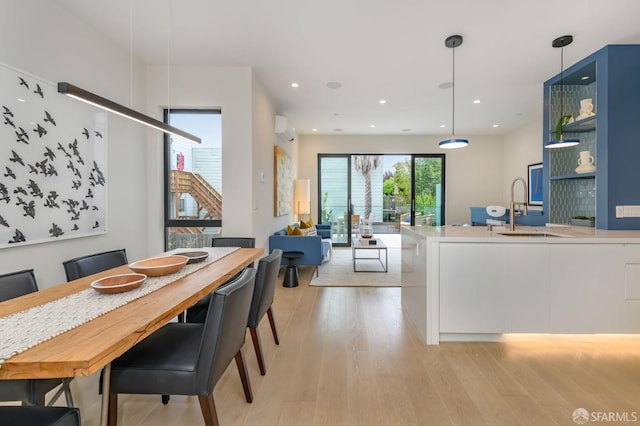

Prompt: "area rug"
[309,245,401,287]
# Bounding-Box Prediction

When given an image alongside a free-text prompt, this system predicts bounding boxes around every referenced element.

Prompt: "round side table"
[282,251,303,288]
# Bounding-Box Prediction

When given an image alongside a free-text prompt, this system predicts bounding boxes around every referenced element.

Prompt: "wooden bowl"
[360,234,373,239]
[128,255,189,277]
[91,273,147,294]
[176,251,209,264]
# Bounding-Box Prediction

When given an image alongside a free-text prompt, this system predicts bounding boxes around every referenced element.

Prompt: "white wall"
[502,118,544,211]
[298,134,506,225]
[0,1,149,288]
[145,65,257,253]
[252,73,290,251]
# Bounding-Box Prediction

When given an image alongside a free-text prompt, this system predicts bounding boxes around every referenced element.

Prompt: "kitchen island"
[401,225,640,345]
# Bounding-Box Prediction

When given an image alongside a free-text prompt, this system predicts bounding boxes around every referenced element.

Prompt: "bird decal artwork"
[44,147,56,161]
[15,127,29,144]
[33,123,47,138]
[10,150,24,166]
[44,110,56,126]
[4,167,16,180]
[9,229,26,244]
[33,83,44,98]
[2,69,107,247]
[49,223,64,237]
[22,200,36,218]
[27,179,43,198]
[3,116,15,128]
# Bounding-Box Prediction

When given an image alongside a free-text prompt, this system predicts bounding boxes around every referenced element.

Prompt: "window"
[164,109,222,249]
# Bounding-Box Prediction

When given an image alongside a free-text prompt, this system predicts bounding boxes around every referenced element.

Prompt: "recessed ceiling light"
[326,81,342,89]
[581,76,590,81]
[473,99,481,104]
[492,124,500,128]
[17,98,25,102]
[291,82,299,88]
[379,99,387,104]
[440,124,446,128]
[312,128,318,132]
[370,124,376,128]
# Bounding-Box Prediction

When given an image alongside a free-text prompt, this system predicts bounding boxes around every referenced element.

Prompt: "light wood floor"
[62,266,640,425]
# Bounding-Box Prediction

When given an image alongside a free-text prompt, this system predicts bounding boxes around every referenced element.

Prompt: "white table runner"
[0,247,239,367]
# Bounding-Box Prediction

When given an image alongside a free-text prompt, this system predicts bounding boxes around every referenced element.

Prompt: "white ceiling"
[55,0,640,137]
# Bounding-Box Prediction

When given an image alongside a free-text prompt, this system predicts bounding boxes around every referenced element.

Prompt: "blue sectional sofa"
[268,223,332,276]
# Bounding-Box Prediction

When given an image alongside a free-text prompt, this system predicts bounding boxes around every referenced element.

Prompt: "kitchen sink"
[494,230,570,237]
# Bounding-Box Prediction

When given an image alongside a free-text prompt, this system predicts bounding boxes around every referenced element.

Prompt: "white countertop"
[402,224,640,243]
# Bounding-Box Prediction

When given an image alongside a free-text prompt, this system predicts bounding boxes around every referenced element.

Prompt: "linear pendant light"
[57,82,201,144]
[439,34,468,149]
[545,35,579,149]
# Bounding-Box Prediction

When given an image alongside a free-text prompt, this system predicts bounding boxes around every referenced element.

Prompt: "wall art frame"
[528,162,543,206]
[0,62,107,249]
[274,145,292,216]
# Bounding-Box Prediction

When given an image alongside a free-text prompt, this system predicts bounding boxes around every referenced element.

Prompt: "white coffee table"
[352,238,387,272]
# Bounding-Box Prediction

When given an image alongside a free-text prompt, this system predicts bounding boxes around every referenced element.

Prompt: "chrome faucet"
[509,177,528,231]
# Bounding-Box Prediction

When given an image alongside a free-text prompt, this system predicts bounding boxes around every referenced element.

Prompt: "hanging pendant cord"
[129,0,133,108]
[451,45,456,136]
[167,0,171,125]
[560,45,564,137]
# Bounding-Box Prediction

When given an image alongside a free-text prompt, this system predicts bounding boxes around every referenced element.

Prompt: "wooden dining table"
[0,247,263,425]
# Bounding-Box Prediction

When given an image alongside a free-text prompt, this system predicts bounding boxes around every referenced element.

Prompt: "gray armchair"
[186,237,256,323]
[248,249,282,375]
[62,249,128,281]
[106,268,257,426]
[0,406,80,426]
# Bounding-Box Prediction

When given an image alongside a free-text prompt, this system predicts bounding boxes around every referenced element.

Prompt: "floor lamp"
[294,179,310,222]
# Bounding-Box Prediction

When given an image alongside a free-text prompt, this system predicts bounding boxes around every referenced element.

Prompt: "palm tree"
[353,155,381,218]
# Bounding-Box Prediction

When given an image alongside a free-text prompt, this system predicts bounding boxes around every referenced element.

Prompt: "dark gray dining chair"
[62,249,128,281]
[106,267,257,426]
[0,269,73,407]
[0,406,80,426]
[186,237,256,323]
[248,249,282,375]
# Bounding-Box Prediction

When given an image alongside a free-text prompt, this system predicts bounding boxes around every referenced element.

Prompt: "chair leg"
[46,378,74,407]
[267,306,280,345]
[249,327,266,376]
[234,348,253,403]
[177,311,185,323]
[198,394,220,426]
[108,393,118,426]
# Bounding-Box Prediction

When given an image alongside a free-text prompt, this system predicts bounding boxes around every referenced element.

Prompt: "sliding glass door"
[412,155,445,227]
[318,155,351,245]
[319,153,445,246]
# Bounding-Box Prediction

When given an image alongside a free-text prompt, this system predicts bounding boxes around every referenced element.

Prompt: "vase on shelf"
[575,150,596,174]
[576,98,595,121]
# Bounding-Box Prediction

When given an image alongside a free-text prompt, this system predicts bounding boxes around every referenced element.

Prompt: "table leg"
[101,362,111,426]
[283,264,299,287]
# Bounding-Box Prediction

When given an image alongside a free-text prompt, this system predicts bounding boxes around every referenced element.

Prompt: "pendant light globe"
[439,34,469,149]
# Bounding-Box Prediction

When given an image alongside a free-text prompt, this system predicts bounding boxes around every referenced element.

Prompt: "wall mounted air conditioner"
[275,115,297,142]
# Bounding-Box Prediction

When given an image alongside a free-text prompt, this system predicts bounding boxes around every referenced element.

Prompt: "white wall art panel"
[0,63,107,248]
